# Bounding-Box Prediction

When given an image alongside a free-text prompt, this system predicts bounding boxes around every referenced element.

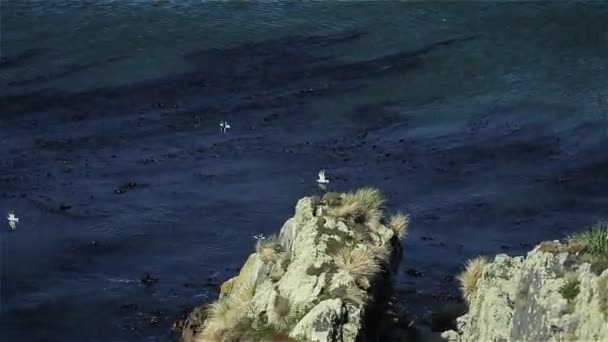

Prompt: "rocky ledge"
[180,188,408,342]
[444,225,608,342]
[178,187,608,342]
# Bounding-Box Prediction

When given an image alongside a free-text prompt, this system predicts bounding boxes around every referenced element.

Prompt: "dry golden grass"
[389,212,409,239]
[458,256,488,304]
[269,294,296,332]
[328,188,385,228]
[344,283,368,307]
[370,244,392,266]
[537,241,562,254]
[566,239,587,255]
[343,187,386,210]
[198,281,256,341]
[256,235,284,264]
[333,245,385,281]
[328,201,360,219]
[559,273,580,302]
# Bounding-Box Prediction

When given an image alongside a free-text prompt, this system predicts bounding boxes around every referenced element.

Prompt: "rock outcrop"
[443,239,608,342]
[181,189,407,342]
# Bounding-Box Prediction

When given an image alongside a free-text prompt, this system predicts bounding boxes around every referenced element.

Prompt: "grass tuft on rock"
[199,281,256,341]
[328,187,385,229]
[537,241,562,254]
[559,274,580,302]
[565,239,587,255]
[269,294,299,332]
[458,256,488,304]
[388,212,409,239]
[332,244,388,281]
[569,222,608,256]
[568,221,608,275]
[345,283,368,306]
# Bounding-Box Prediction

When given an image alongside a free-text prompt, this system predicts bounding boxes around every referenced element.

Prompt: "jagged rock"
[220,278,235,299]
[181,190,404,342]
[289,298,349,342]
[446,241,608,342]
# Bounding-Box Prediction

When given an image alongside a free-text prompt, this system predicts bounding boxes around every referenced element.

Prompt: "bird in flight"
[7,209,19,230]
[220,121,231,134]
[317,170,330,191]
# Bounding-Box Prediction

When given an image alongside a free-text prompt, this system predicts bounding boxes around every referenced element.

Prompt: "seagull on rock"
[253,233,265,241]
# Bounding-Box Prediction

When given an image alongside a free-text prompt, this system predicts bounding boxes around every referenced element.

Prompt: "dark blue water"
[1,1,608,341]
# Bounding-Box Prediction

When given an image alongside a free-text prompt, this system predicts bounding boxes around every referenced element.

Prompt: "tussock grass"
[198,281,256,341]
[388,212,409,239]
[344,283,367,307]
[328,188,385,228]
[567,222,608,275]
[537,241,562,254]
[569,222,608,256]
[371,244,392,266]
[565,239,587,255]
[256,234,284,264]
[332,244,388,282]
[559,274,580,302]
[458,257,488,304]
[342,188,386,212]
[269,294,295,331]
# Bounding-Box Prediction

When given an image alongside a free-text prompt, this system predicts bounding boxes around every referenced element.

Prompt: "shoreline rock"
[444,237,608,342]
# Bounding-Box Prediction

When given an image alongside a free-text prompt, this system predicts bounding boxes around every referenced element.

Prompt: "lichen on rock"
[444,238,608,342]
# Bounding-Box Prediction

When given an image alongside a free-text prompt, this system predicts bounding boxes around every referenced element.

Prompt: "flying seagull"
[317,170,330,191]
[220,121,231,134]
[7,210,18,230]
[317,170,330,184]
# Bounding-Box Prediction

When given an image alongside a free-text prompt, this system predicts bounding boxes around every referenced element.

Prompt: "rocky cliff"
[181,188,408,342]
[179,189,608,342]
[443,231,608,342]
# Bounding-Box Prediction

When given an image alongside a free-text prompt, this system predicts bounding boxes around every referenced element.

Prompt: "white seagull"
[7,210,19,230]
[317,170,330,184]
[317,170,330,191]
[220,121,231,133]
[253,233,266,241]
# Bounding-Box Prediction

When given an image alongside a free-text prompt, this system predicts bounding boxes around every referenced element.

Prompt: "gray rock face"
[444,241,608,342]
[182,193,404,342]
[290,299,348,342]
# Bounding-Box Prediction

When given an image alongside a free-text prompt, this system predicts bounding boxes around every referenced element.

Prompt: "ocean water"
[1,1,608,341]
